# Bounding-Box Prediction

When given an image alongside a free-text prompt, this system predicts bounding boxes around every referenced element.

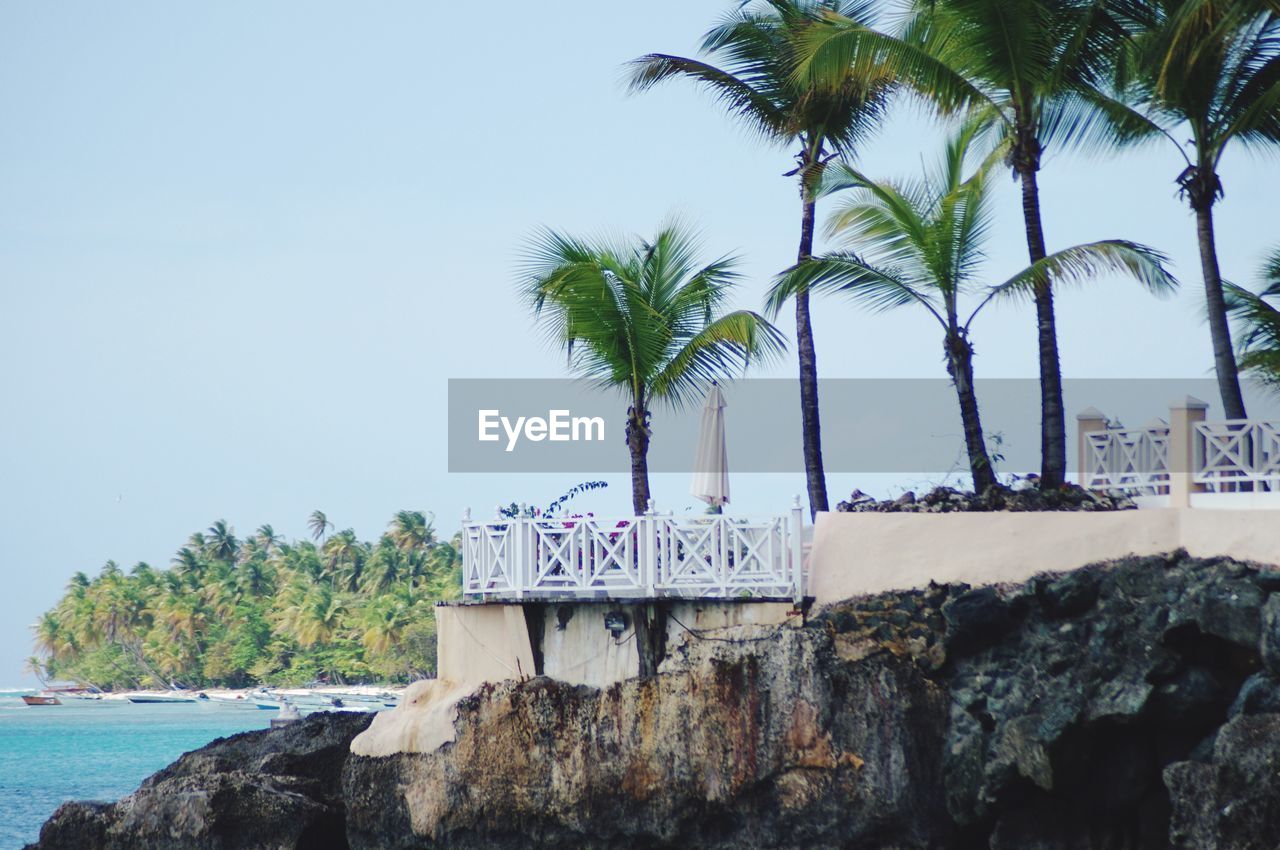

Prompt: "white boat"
[206,693,280,710]
[123,691,200,704]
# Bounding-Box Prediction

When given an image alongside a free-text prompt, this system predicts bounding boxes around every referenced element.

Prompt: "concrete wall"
[435,604,536,686]
[808,508,1280,607]
[437,600,796,689]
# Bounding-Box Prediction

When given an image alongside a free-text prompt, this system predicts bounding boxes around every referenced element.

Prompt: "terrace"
[460,499,807,604]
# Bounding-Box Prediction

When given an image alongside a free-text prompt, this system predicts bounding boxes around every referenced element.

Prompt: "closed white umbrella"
[690,383,730,510]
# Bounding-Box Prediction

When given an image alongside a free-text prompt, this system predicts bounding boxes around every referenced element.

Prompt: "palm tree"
[630,0,891,515]
[280,584,345,648]
[795,0,1143,487]
[364,541,406,595]
[388,510,435,553]
[1117,0,1280,419]
[170,547,203,588]
[255,524,282,553]
[323,528,365,591]
[206,520,239,564]
[1226,247,1280,393]
[768,128,1176,492]
[307,510,333,542]
[521,221,785,513]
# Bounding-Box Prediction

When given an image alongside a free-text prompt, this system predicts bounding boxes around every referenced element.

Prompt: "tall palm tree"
[307,510,333,542]
[521,221,784,513]
[630,0,891,515]
[768,128,1176,492]
[1226,247,1280,393]
[796,0,1142,487]
[1117,0,1280,418]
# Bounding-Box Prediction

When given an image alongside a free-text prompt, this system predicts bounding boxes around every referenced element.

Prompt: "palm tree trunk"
[947,331,997,494]
[1195,200,1248,420]
[1014,126,1067,489]
[796,175,829,517]
[626,399,651,515]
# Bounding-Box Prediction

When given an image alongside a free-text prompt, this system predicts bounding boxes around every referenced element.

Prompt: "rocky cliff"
[29,551,1280,850]
[29,712,373,850]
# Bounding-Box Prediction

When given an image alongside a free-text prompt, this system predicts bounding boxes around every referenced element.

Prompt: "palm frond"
[627,54,790,142]
[766,253,945,326]
[794,10,995,115]
[1225,279,1280,392]
[652,310,786,407]
[977,240,1177,319]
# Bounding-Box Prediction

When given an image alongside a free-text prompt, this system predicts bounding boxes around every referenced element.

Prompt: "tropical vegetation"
[630,0,894,515]
[520,221,784,513]
[1228,247,1280,393]
[1115,0,1280,420]
[793,0,1174,488]
[767,127,1175,492]
[30,512,461,689]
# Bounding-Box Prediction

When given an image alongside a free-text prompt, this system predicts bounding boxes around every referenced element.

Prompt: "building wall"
[437,599,796,689]
[436,604,537,685]
[808,508,1280,607]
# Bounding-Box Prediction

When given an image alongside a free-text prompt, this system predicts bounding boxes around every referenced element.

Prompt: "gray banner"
[447,378,1280,474]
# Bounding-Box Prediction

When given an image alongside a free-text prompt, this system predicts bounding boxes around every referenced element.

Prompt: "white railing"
[1195,420,1280,492]
[1084,423,1171,495]
[1081,406,1280,502]
[461,501,805,602]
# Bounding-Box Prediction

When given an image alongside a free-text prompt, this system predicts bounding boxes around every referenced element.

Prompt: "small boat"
[45,685,104,701]
[22,694,61,706]
[125,692,198,704]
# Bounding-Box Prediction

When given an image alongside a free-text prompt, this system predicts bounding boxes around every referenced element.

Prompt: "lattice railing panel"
[1084,426,1170,494]
[462,510,803,600]
[1195,420,1280,492]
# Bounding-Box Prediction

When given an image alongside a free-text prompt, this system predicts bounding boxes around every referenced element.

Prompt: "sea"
[0,689,273,849]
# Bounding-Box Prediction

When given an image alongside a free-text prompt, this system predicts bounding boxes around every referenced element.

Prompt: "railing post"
[790,495,804,605]
[643,499,657,595]
[461,508,472,594]
[1076,407,1108,488]
[1169,396,1209,508]
[517,504,529,599]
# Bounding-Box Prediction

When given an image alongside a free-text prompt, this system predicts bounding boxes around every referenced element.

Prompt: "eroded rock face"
[344,628,950,850]
[1165,714,1280,850]
[28,712,372,850]
[345,553,1279,850]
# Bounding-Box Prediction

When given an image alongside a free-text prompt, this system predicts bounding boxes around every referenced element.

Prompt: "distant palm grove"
[31,511,460,689]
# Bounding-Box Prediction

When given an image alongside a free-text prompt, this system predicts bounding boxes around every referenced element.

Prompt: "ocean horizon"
[0,691,272,849]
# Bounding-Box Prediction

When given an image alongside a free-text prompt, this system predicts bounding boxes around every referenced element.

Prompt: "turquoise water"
[0,691,273,849]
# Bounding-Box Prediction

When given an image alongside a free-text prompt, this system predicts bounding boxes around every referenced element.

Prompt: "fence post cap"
[1076,406,1107,421]
[462,507,471,521]
[1169,395,1209,411]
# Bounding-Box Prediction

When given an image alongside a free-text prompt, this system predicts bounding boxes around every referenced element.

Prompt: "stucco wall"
[435,604,537,686]
[808,508,1280,607]
[438,600,796,689]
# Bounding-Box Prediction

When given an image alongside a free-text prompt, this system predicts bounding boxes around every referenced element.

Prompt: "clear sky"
[1,1,1276,684]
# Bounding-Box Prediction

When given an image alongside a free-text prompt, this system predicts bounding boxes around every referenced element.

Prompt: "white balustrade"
[1083,424,1171,495]
[461,503,805,602]
[1195,420,1280,492]
[1080,409,1280,500]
